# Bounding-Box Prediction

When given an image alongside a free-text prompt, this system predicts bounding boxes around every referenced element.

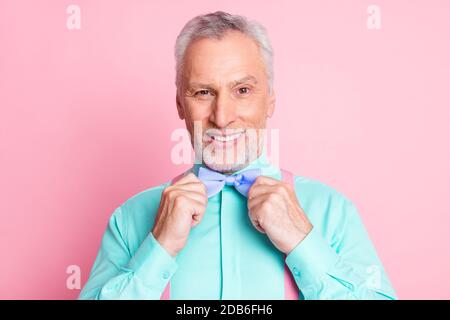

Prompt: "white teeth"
[213,132,242,142]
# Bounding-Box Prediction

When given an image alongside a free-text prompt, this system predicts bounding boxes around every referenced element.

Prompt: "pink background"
[1,0,449,299]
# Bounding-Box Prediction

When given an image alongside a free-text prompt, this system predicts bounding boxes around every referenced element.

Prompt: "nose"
[209,92,237,128]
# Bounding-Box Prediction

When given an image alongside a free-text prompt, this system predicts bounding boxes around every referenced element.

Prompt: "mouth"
[205,130,245,148]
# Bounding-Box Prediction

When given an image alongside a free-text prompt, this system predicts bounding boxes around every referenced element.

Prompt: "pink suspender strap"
[161,279,171,300]
[160,169,299,300]
[280,169,300,300]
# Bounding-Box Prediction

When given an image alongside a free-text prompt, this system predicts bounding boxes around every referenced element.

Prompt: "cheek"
[239,99,269,126]
[183,103,211,134]
[185,100,213,121]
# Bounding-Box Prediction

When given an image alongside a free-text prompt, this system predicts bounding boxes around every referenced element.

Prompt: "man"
[79,11,397,300]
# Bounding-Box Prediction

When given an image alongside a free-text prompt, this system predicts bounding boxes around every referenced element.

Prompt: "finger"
[168,194,206,226]
[174,177,208,196]
[169,189,208,206]
[248,183,276,200]
[166,182,208,199]
[247,199,266,234]
[252,175,279,187]
[247,207,266,234]
[189,181,208,196]
[173,172,201,185]
[247,194,269,212]
[251,219,266,233]
[190,200,207,227]
[175,182,207,197]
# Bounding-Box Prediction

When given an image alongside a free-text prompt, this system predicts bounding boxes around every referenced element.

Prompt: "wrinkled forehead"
[181,31,267,87]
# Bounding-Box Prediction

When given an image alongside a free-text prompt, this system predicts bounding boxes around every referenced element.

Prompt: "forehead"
[182,31,266,85]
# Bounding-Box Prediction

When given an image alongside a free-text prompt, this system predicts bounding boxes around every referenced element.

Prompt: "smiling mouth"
[211,132,243,142]
[205,130,245,146]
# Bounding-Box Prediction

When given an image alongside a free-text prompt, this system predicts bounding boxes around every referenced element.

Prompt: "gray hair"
[174,11,274,94]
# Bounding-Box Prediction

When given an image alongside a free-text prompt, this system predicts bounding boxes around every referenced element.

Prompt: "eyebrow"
[230,75,258,87]
[187,75,258,90]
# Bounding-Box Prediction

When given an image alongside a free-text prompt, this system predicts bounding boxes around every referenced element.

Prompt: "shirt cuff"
[285,226,339,289]
[127,232,178,291]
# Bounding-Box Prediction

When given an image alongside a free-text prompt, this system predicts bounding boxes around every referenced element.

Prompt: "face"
[176,30,275,174]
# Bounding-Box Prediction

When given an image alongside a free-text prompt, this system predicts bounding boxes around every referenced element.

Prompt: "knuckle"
[173,194,187,207]
[256,216,265,227]
[162,186,173,198]
[176,172,193,184]
[255,176,265,184]
[267,192,278,202]
[196,182,207,194]
[198,202,207,212]
[248,207,256,218]
[185,172,198,181]
[261,201,272,212]
[275,185,286,195]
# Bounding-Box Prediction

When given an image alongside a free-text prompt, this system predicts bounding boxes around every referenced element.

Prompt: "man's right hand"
[152,173,208,257]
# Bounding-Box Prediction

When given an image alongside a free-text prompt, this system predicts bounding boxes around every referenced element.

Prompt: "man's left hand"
[247,176,313,255]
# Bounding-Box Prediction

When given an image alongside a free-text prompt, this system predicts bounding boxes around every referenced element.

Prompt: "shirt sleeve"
[78,206,178,300]
[285,199,397,300]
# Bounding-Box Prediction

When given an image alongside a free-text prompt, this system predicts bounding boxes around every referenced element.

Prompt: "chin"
[203,158,249,174]
[202,146,260,174]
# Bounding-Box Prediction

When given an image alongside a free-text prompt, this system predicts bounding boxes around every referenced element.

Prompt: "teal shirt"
[79,153,397,300]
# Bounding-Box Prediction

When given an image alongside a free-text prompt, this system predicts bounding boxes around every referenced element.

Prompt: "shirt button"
[292,267,300,277]
[162,271,170,279]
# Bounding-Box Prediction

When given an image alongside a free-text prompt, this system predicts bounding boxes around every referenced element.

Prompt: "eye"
[237,87,251,95]
[195,89,211,96]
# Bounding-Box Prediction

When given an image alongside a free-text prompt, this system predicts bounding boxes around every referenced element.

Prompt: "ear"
[176,93,185,120]
[266,88,276,118]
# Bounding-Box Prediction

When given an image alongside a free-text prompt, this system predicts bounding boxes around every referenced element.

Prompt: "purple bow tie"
[197,166,261,198]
